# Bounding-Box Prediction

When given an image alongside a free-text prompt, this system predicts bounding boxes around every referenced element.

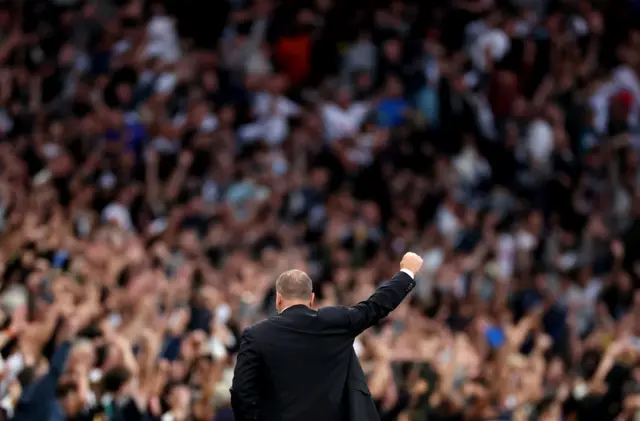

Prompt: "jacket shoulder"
[243,318,270,335]
[316,305,351,325]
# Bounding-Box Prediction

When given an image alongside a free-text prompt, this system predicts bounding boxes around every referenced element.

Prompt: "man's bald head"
[275,270,313,302]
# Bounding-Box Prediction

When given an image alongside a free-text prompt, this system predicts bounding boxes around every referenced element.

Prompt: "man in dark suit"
[230,252,423,421]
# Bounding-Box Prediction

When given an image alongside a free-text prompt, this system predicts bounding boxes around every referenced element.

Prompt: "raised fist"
[400,252,423,274]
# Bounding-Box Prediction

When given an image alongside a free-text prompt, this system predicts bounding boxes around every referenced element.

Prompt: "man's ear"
[309,292,315,308]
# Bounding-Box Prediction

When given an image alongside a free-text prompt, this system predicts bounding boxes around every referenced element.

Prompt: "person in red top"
[275,10,314,86]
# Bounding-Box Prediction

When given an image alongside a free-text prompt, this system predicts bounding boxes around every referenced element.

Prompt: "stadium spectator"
[2,0,640,420]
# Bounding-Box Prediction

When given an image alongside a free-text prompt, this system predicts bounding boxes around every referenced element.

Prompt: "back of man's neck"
[281,302,309,313]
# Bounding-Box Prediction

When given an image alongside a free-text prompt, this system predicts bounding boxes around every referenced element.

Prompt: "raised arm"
[321,252,423,335]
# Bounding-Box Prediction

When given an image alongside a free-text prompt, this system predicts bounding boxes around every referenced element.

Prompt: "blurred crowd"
[1,0,640,420]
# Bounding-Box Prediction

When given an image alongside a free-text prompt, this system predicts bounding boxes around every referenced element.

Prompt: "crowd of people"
[0,0,640,420]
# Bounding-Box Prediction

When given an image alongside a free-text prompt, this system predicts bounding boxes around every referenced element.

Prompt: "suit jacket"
[230,271,415,421]
[344,348,379,421]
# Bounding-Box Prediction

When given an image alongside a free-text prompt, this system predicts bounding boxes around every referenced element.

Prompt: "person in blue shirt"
[377,75,409,129]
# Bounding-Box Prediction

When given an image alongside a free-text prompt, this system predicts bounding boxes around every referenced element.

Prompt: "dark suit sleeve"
[322,271,415,335]
[230,328,261,421]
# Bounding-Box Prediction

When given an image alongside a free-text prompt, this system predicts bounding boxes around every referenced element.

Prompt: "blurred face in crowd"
[69,340,96,370]
[268,75,288,94]
[336,89,352,109]
[355,71,373,94]
[202,71,218,93]
[315,0,332,12]
[385,76,403,98]
[383,39,401,62]
[116,83,133,105]
[546,357,565,385]
[59,386,84,416]
[169,383,190,409]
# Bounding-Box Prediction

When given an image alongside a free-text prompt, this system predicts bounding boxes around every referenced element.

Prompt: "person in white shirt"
[526,113,555,170]
[145,3,181,63]
[469,20,512,72]
[320,87,372,142]
[238,75,301,146]
[589,65,640,135]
